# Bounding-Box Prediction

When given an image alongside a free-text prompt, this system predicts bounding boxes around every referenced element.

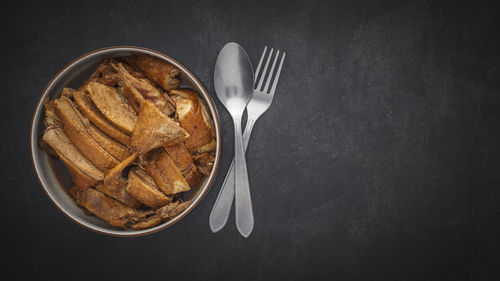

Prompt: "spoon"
[213,42,254,237]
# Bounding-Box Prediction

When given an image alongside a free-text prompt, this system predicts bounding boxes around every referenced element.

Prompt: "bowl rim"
[30,46,221,237]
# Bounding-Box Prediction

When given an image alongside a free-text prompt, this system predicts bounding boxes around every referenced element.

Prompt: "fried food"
[130,99,188,154]
[70,187,159,229]
[39,54,216,230]
[193,153,215,176]
[170,89,215,153]
[156,201,191,220]
[87,81,137,134]
[87,124,129,161]
[127,53,181,90]
[86,59,121,87]
[146,148,190,195]
[112,62,175,115]
[73,90,130,145]
[164,142,202,187]
[54,96,120,170]
[100,153,140,208]
[42,100,103,188]
[126,167,172,208]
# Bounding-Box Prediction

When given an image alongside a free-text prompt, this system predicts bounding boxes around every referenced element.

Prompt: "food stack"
[40,54,216,229]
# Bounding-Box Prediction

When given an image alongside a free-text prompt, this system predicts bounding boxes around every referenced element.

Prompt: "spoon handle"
[209,119,255,233]
[233,118,254,237]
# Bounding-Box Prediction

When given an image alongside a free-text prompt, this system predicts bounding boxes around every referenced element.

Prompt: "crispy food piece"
[156,200,191,220]
[163,142,195,173]
[58,152,102,189]
[87,124,129,161]
[54,97,120,170]
[130,100,188,154]
[39,100,62,157]
[170,89,215,153]
[193,153,215,176]
[61,87,75,98]
[95,180,139,209]
[198,164,213,176]
[130,215,162,230]
[42,98,61,128]
[100,153,140,208]
[164,142,201,187]
[84,59,131,87]
[73,90,130,145]
[87,81,137,134]
[146,148,190,195]
[126,167,172,208]
[70,187,159,229]
[42,99,104,189]
[117,80,145,113]
[42,128,103,188]
[182,166,202,187]
[192,153,215,165]
[127,53,181,90]
[112,62,175,115]
[194,139,217,154]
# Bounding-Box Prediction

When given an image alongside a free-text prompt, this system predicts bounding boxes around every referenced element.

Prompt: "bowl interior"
[31,47,220,236]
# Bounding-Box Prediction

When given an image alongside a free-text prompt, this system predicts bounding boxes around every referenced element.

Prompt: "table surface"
[2,0,499,280]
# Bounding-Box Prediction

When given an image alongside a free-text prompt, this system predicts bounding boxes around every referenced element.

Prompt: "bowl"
[30,46,221,237]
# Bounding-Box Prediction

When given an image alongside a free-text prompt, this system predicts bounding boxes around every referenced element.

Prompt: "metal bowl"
[30,46,221,237]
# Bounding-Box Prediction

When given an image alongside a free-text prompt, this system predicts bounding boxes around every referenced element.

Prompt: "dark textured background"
[2,0,499,280]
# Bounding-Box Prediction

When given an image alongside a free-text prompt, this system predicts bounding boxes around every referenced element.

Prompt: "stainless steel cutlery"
[211,44,286,237]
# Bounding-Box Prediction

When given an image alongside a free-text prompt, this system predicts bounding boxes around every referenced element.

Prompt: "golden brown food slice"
[193,152,215,165]
[127,53,181,90]
[70,187,158,229]
[73,90,130,145]
[170,89,215,153]
[130,100,188,154]
[95,180,139,209]
[54,97,120,170]
[85,59,121,87]
[126,167,172,208]
[156,200,191,220]
[43,126,104,188]
[100,153,140,208]
[194,139,217,154]
[61,87,75,98]
[183,168,202,187]
[87,125,129,161]
[163,142,195,173]
[130,216,162,230]
[87,81,137,134]
[42,98,103,188]
[164,142,202,187]
[118,80,145,113]
[59,153,101,189]
[111,62,175,115]
[193,152,215,176]
[146,148,190,195]
[42,98,61,128]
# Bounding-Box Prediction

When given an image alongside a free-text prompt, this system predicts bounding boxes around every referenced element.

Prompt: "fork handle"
[233,118,253,237]
[209,119,255,233]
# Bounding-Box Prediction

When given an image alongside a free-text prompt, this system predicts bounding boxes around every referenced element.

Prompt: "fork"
[209,46,286,236]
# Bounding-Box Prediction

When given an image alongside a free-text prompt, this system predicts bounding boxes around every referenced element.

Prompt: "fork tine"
[256,48,273,91]
[263,50,279,93]
[254,46,267,84]
[269,52,285,95]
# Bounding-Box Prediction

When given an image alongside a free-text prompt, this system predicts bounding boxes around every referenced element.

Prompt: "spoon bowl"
[214,42,254,115]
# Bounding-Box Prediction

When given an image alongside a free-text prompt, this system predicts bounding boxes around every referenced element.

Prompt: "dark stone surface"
[1,0,499,280]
